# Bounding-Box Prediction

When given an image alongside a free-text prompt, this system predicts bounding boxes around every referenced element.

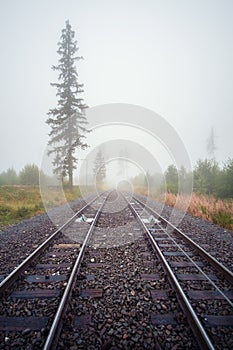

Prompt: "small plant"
[199,205,210,220]
[210,210,233,230]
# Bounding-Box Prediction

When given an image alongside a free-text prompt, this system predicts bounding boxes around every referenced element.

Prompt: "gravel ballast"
[0,191,232,349]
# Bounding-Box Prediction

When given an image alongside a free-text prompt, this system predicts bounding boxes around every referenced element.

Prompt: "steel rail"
[126,197,215,350]
[43,191,111,350]
[0,193,102,295]
[133,196,233,285]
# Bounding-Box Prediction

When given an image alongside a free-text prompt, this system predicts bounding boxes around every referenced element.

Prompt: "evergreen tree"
[7,168,18,185]
[206,127,216,159]
[19,164,39,186]
[165,165,178,194]
[93,150,106,186]
[0,168,18,185]
[217,158,233,198]
[117,149,129,177]
[46,20,88,190]
[179,166,192,193]
[52,149,66,183]
[193,159,219,195]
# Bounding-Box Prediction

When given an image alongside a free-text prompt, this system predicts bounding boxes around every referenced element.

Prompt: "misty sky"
[0,0,233,174]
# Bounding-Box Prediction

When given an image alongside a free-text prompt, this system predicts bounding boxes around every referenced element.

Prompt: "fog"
[1,0,233,179]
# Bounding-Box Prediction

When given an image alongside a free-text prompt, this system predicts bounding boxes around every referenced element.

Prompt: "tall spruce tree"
[206,127,216,159]
[47,20,88,190]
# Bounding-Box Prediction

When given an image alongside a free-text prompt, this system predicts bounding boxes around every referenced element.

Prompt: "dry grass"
[0,185,83,229]
[158,192,233,231]
[134,187,233,231]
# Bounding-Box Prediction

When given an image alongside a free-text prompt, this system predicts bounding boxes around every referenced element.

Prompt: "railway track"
[0,190,232,349]
[127,193,233,350]
[0,191,110,349]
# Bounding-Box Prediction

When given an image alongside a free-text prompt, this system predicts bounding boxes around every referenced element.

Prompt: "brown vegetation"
[158,192,233,231]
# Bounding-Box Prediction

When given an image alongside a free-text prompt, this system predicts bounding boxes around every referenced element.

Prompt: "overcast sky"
[0,0,233,174]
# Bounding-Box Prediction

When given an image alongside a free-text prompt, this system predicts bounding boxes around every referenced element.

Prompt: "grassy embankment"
[134,187,233,231]
[161,192,233,230]
[0,185,82,229]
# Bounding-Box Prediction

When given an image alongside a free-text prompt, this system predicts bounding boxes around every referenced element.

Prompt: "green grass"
[0,185,83,229]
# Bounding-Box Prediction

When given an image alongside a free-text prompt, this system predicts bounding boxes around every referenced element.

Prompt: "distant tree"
[206,127,216,159]
[19,164,39,186]
[117,149,129,177]
[46,20,88,190]
[144,171,153,188]
[165,165,178,194]
[217,158,233,198]
[93,150,106,186]
[179,166,192,193]
[222,158,233,197]
[6,168,18,185]
[131,173,146,187]
[130,172,164,195]
[143,172,163,195]
[0,171,7,185]
[194,159,219,195]
[0,168,18,185]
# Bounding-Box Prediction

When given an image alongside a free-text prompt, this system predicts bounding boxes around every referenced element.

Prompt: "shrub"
[210,210,233,230]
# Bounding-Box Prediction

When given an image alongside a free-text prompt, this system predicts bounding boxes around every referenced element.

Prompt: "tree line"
[0,164,56,186]
[132,158,233,199]
[0,164,51,186]
[194,158,233,198]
